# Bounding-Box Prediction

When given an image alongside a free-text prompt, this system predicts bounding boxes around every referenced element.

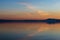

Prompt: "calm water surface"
[0,22,60,40]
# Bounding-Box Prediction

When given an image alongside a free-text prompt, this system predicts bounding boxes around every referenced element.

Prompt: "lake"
[0,22,60,40]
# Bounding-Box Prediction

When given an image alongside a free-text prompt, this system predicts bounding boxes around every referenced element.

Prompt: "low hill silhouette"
[0,18,60,24]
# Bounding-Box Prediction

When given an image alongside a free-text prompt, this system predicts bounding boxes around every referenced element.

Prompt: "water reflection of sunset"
[0,23,60,33]
[0,23,60,40]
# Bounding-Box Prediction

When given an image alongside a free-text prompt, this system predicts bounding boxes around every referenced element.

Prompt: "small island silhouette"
[0,18,60,24]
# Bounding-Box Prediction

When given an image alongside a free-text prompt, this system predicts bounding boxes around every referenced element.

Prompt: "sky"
[0,0,60,20]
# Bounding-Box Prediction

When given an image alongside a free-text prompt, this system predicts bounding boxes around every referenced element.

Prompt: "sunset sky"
[0,0,60,20]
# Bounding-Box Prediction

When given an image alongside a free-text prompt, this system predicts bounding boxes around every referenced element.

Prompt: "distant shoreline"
[0,19,60,24]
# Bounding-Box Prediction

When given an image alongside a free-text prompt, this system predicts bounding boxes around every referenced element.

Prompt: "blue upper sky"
[0,0,60,12]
